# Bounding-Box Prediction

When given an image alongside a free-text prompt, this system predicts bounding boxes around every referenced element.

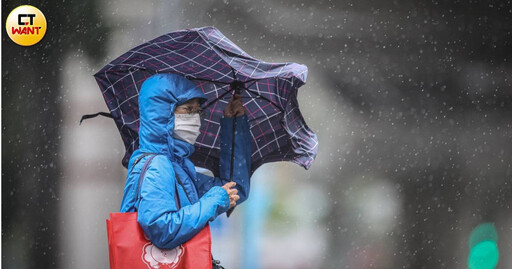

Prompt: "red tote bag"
[106,154,212,269]
[106,213,212,269]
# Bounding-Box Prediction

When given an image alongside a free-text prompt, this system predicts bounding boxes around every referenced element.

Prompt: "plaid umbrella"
[92,26,318,175]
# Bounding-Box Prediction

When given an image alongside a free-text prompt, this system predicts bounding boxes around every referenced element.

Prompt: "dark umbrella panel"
[93,26,318,175]
[191,77,317,174]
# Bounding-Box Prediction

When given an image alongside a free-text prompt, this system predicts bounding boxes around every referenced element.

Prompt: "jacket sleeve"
[194,114,252,204]
[137,156,230,249]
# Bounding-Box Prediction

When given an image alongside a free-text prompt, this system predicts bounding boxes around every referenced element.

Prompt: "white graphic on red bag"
[142,242,184,269]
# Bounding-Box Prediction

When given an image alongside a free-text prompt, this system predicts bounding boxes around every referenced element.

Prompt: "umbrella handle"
[228,86,243,180]
[226,87,242,218]
[226,112,237,218]
[226,207,235,217]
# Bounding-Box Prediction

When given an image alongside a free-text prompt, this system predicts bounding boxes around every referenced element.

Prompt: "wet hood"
[138,73,206,159]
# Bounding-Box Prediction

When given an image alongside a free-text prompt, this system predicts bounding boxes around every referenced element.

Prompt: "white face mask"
[173,113,201,145]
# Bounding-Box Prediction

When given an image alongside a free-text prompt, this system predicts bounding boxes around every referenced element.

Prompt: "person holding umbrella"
[119,73,251,266]
[91,26,318,268]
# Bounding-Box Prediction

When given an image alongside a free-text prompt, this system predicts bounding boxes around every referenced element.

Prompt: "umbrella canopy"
[94,26,318,174]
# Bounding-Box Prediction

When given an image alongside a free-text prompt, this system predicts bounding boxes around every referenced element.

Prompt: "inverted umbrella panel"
[93,26,317,174]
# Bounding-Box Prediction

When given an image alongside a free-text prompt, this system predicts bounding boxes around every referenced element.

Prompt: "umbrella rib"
[99,67,245,86]
[230,66,238,82]
[201,79,279,110]
[244,88,285,114]
[187,76,230,85]
[201,81,285,112]
[202,89,233,110]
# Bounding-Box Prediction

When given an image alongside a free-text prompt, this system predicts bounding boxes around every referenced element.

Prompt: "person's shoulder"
[147,154,173,169]
[143,155,176,188]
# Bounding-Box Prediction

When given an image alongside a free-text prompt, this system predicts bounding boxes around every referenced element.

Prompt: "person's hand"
[221,182,239,209]
[223,94,245,118]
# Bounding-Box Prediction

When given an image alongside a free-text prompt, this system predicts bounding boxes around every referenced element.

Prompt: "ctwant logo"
[6,5,47,46]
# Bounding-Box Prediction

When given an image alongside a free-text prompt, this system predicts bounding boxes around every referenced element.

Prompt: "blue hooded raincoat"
[120,73,251,249]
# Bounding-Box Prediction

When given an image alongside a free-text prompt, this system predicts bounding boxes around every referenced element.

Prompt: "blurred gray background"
[2,0,511,268]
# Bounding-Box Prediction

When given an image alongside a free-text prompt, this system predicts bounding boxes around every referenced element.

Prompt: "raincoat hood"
[138,73,207,160]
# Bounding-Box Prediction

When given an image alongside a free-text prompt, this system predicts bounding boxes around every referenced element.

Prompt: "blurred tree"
[2,1,108,268]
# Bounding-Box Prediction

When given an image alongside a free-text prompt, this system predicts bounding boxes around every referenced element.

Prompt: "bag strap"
[133,153,188,211]
[135,154,158,207]
[130,152,156,174]
[174,173,191,207]
[173,179,182,209]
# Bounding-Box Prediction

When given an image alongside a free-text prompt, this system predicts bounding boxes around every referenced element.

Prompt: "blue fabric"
[119,73,251,249]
